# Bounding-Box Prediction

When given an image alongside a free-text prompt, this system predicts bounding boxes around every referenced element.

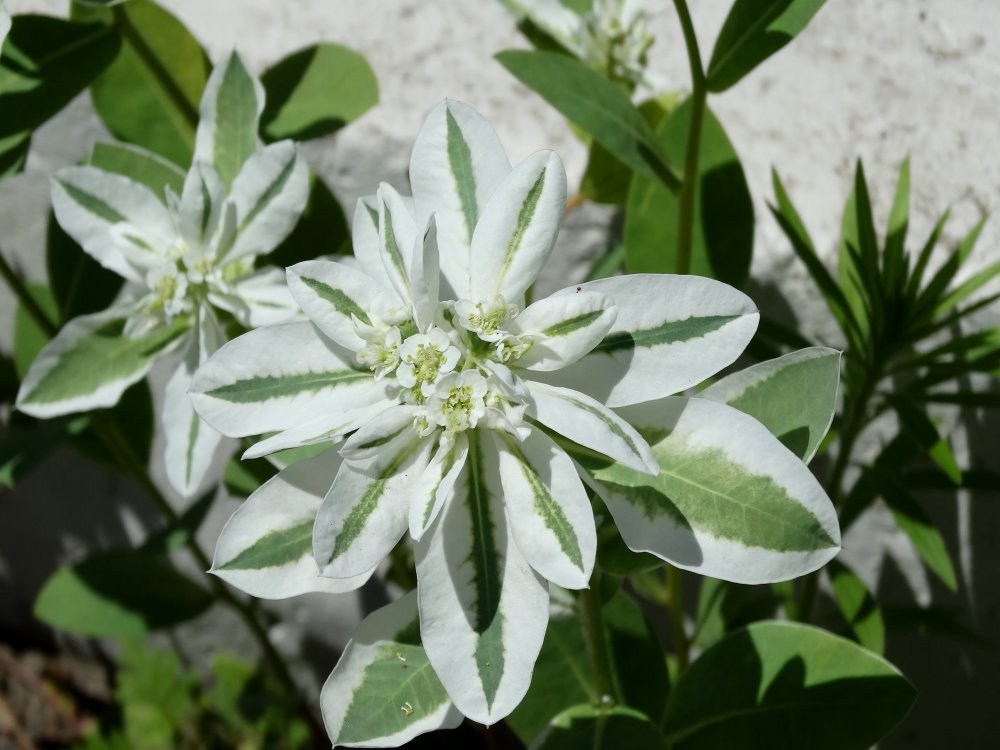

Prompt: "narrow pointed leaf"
[592,397,840,584]
[511,290,616,371]
[828,560,885,654]
[321,592,462,748]
[88,141,186,200]
[700,347,840,463]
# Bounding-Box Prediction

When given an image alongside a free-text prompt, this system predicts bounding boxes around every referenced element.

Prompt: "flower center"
[428,371,488,434]
[396,328,460,395]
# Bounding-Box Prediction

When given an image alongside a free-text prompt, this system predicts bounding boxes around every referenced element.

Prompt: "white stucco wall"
[1,1,997,746]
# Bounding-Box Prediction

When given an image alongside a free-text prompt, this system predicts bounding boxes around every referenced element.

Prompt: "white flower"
[15,51,309,498]
[191,100,840,743]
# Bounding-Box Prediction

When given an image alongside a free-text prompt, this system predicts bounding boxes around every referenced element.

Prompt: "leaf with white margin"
[321,591,463,748]
[510,290,615,371]
[409,215,440,331]
[491,428,596,589]
[470,149,567,304]
[525,381,657,475]
[174,160,225,252]
[227,266,298,327]
[51,166,177,284]
[409,432,469,541]
[17,306,190,419]
[286,259,399,350]
[415,430,549,725]
[548,274,759,407]
[351,196,397,296]
[218,141,309,262]
[590,397,840,584]
[377,182,418,306]
[409,99,511,300]
[314,427,433,579]
[212,447,374,599]
[163,308,230,498]
[190,320,385,437]
[700,347,841,464]
[194,51,264,187]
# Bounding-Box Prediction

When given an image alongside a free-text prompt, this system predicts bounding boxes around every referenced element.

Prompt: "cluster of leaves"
[74,641,310,750]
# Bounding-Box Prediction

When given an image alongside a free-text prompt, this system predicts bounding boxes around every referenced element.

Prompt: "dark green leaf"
[882,157,910,295]
[0,415,89,489]
[886,395,961,485]
[596,512,664,576]
[76,0,210,166]
[12,283,58,379]
[46,210,125,323]
[692,578,780,651]
[625,98,753,285]
[223,453,278,498]
[584,242,625,282]
[531,705,668,750]
[261,43,378,142]
[496,49,679,191]
[34,550,213,637]
[140,489,215,555]
[707,0,829,92]
[883,606,987,644]
[663,621,916,750]
[828,560,885,654]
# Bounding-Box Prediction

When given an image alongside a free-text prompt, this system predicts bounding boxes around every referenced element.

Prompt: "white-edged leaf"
[415,430,549,725]
[287,259,400,350]
[377,182,418,306]
[17,306,189,419]
[321,591,463,748]
[243,399,394,460]
[314,433,433,579]
[220,140,309,262]
[526,381,657,475]
[163,308,231,498]
[339,405,420,465]
[470,149,567,303]
[212,447,373,598]
[409,99,511,300]
[190,320,386,437]
[511,290,616,371]
[174,160,225,252]
[226,266,298,327]
[194,50,264,187]
[492,427,596,589]
[549,274,759,407]
[409,215,441,331]
[700,347,841,463]
[351,196,397,295]
[51,166,176,283]
[591,397,840,584]
[409,433,469,541]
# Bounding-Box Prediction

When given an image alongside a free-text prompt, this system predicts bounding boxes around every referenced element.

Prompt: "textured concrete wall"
[1,1,997,746]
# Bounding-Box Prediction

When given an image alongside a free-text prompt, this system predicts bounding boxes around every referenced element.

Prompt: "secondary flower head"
[15,51,308,498]
[192,100,840,744]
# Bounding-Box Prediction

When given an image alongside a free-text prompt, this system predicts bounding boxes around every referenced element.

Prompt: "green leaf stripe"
[214,54,259,186]
[466,431,504,708]
[594,314,740,354]
[236,149,297,233]
[184,411,200,486]
[598,443,837,552]
[298,275,372,325]
[60,180,127,223]
[498,434,584,571]
[217,519,313,570]
[497,169,546,290]
[381,202,411,288]
[446,106,478,243]
[205,368,371,403]
[338,617,451,744]
[546,391,645,465]
[541,309,604,338]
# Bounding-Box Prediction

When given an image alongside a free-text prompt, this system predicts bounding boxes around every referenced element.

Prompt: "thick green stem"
[666,565,690,672]
[579,577,618,707]
[672,0,708,276]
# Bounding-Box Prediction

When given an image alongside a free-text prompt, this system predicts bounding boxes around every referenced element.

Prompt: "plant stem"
[0,264,323,740]
[666,565,690,672]
[0,252,58,338]
[672,0,708,276]
[579,576,618,707]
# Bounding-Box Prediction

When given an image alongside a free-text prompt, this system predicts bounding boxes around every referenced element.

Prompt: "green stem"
[672,0,708,276]
[579,577,618,707]
[0,252,58,337]
[0,264,323,740]
[666,565,690,672]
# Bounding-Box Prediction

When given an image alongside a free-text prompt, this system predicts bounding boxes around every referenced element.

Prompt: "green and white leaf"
[409,99,511,300]
[321,592,462,748]
[510,290,616,371]
[88,141,186,200]
[592,397,840,584]
[17,306,189,419]
[194,51,264,187]
[470,149,567,303]
[415,431,549,725]
[409,432,470,542]
[700,347,840,463]
[352,196,397,294]
[190,320,386,437]
[212,447,374,599]
[492,428,596,589]
[549,274,758,407]
[376,182,419,306]
[163,308,230,498]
